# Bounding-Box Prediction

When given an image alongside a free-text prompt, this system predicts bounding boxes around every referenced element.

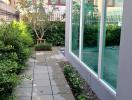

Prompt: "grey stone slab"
[50,73,65,79]
[33,80,50,87]
[48,66,62,71]
[22,70,33,75]
[35,62,47,66]
[35,65,48,69]
[51,78,68,86]
[53,94,75,100]
[15,87,32,96]
[34,68,48,74]
[52,85,72,94]
[33,86,52,96]
[17,96,31,100]
[48,68,63,74]
[27,58,36,63]
[24,66,34,70]
[17,81,32,88]
[34,73,49,80]
[32,95,53,100]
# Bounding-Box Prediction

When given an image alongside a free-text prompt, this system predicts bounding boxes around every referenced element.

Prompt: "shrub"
[64,64,87,100]
[0,60,18,74]
[0,21,33,65]
[45,21,65,46]
[35,43,52,51]
[29,21,65,46]
[77,94,87,100]
[0,73,20,97]
[0,21,33,98]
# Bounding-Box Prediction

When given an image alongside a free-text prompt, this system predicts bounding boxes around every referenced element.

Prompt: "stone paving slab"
[49,73,66,79]
[15,47,75,100]
[32,86,52,95]
[53,94,75,100]
[51,78,68,86]
[32,95,53,100]
[34,73,49,80]
[15,87,32,96]
[17,96,31,100]
[52,85,72,94]
[33,80,50,87]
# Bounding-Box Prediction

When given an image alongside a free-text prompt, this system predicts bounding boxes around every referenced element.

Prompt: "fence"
[49,12,65,22]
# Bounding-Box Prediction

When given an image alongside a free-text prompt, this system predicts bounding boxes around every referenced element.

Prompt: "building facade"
[0,0,17,22]
[65,0,132,100]
[44,0,66,21]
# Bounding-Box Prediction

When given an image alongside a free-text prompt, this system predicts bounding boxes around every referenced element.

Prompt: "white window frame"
[69,0,117,96]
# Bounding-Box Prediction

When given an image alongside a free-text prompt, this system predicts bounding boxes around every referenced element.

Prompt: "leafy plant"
[45,21,65,46]
[0,21,33,98]
[35,43,52,51]
[64,64,87,100]
[0,21,33,65]
[83,24,121,47]
[77,94,87,100]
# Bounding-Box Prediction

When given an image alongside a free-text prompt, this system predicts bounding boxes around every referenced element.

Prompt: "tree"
[17,0,56,44]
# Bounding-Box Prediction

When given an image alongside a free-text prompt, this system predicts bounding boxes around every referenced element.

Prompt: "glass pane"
[101,0,124,89]
[50,0,58,4]
[71,0,81,57]
[82,0,102,73]
[60,0,66,4]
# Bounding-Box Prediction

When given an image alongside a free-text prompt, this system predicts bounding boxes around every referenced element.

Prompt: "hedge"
[0,21,33,99]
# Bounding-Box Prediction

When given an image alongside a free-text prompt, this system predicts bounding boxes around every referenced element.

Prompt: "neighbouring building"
[65,0,132,100]
[31,0,66,21]
[0,0,18,22]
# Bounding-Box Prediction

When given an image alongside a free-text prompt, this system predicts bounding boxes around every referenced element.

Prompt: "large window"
[101,0,124,89]
[71,0,81,57]
[71,0,124,90]
[81,0,102,73]
[48,0,65,5]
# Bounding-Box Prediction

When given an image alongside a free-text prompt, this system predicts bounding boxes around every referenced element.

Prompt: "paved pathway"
[15,47,75,100]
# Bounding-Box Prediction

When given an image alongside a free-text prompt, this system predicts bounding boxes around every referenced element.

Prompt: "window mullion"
[98,0,107,79]
[79,0,84,60]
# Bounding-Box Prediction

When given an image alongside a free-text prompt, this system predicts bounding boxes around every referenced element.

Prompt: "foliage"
[84,24,98,47]
[0,21,33,65]
[45,21,65,46]
[77,94,87,100]
[0,21,33,98]
[64,64,87,100]
[29,21,65,46]
[106,25,121,46]
[35,43,52,51]
[83,24,121,47]
[17,0,57,43]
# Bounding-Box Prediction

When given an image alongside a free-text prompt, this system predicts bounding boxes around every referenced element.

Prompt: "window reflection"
[81,0,102,73]
[71,0,81,57]
[101,0,123,89]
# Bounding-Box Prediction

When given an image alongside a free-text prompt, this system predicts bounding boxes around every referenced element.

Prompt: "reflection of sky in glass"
[115,0,123,6]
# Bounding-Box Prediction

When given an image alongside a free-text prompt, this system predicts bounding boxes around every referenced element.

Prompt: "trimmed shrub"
[0,21,33,65]
[45,21,65,46]
[64,64,87,100]
[0,21,33,98]
[35,43,52,51]
[29,21,65,46]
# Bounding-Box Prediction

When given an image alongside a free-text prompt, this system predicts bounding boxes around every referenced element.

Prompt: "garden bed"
[59,61,99,100]
[35,43,52,51]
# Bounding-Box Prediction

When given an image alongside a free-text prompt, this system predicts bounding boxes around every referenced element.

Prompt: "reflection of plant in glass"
[83,24,121,47]
[72,0,80,51]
